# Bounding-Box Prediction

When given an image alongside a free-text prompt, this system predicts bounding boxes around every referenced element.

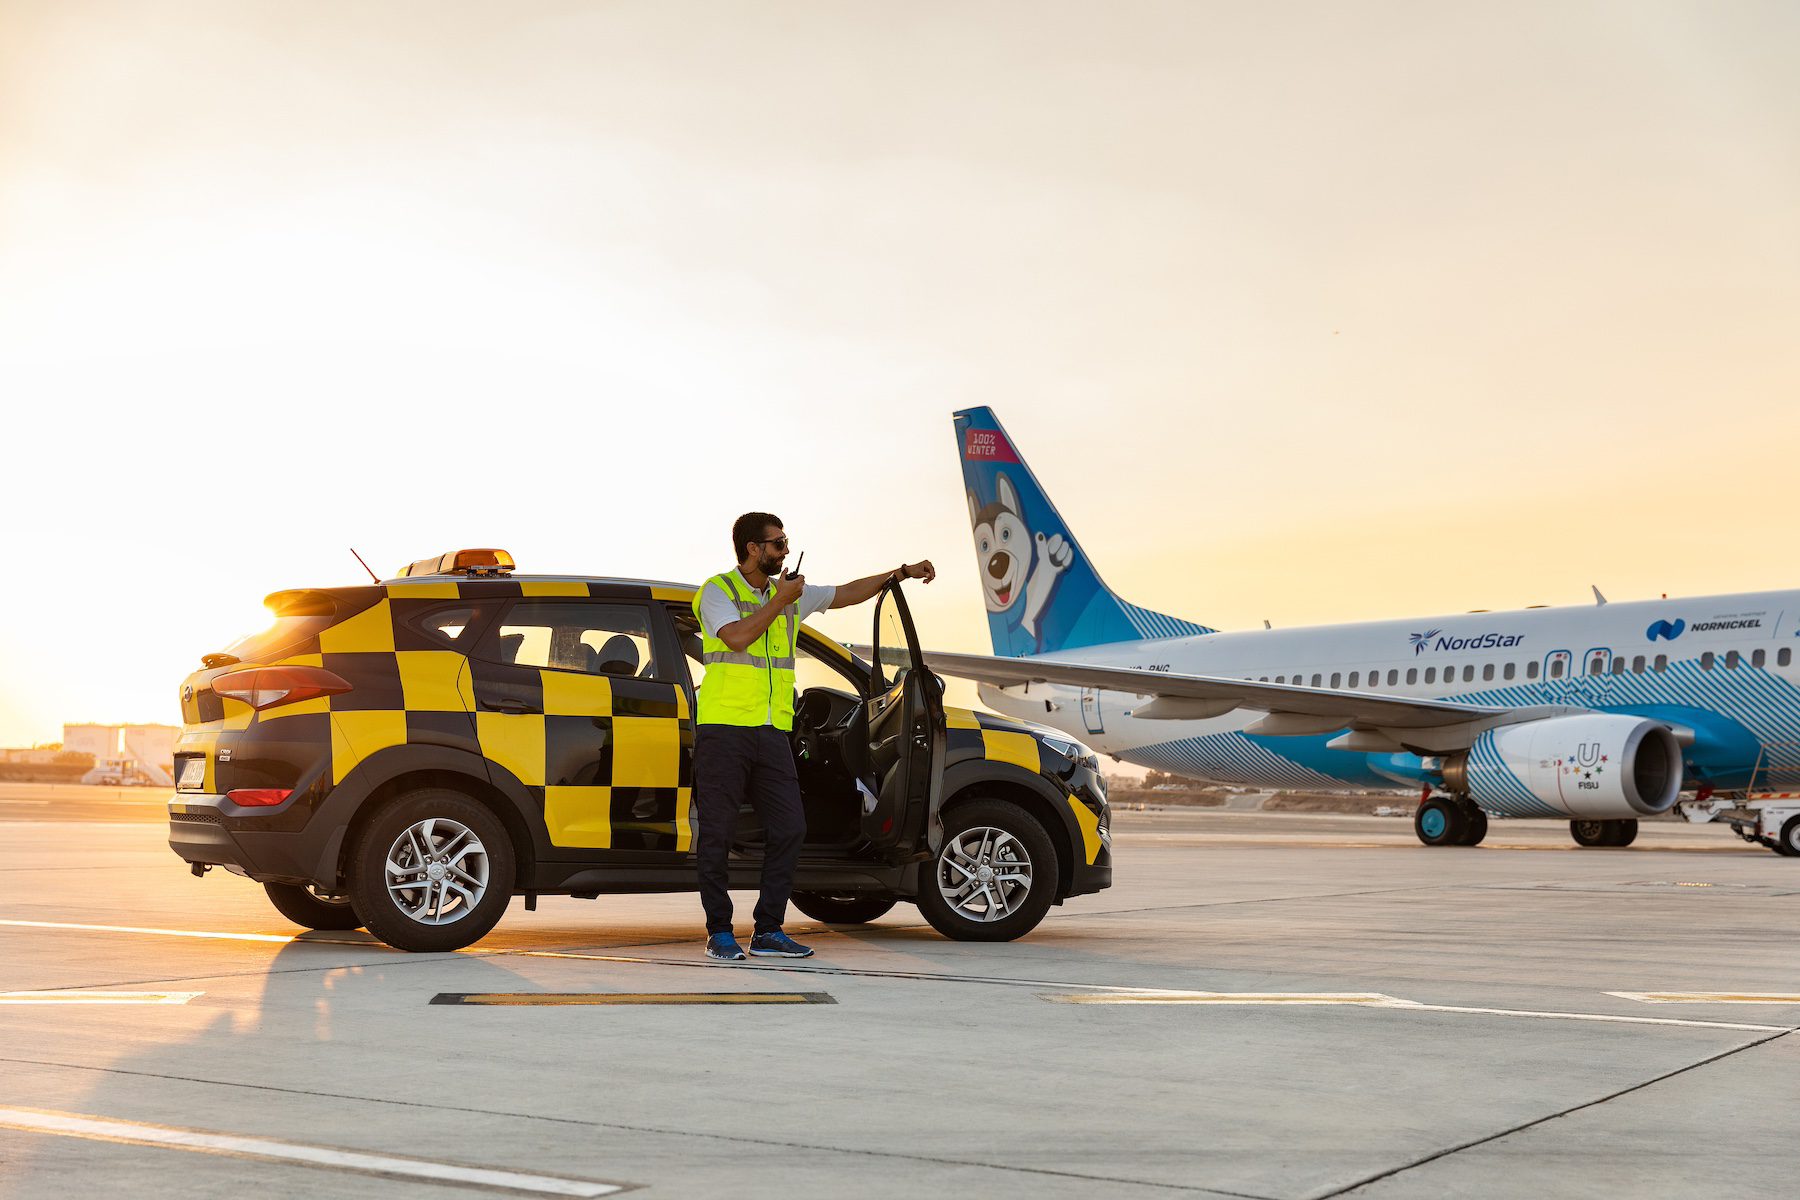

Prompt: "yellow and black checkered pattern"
[179,578,700,852]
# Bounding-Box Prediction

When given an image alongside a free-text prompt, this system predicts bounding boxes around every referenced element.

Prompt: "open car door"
[863,579,947,858]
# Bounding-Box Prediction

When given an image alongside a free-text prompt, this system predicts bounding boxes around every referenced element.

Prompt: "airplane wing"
[900,647,1589,754]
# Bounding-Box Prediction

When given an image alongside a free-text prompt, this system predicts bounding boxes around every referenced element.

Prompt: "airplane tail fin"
[952,407,1214,658]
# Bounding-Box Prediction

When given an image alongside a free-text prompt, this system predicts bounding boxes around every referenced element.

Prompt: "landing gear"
[1416,797,1461,846]
[1570,818,1637,848]
[1415,795,1487,846]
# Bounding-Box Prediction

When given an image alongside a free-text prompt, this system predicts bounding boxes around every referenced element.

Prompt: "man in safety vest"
[693,511,935,961]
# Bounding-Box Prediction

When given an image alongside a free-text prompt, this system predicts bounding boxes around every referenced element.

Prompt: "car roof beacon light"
[399,549,516,579]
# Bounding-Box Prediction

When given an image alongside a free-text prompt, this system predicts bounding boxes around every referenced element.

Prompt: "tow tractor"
[1673,744,1800,856]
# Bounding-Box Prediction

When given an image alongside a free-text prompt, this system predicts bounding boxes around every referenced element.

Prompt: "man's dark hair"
[732,512,783,562]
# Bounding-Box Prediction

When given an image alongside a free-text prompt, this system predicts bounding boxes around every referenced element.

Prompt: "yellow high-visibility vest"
[693,570,798,729]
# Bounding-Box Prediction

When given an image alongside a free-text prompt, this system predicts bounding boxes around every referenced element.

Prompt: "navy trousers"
[694,724,807,935]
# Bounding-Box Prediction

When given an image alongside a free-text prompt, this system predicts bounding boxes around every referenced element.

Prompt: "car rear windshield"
[221,590,372,662]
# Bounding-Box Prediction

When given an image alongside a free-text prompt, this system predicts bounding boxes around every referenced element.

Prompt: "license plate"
[176,757,206,792]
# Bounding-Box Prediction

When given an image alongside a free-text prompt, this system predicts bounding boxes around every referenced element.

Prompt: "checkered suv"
[170,554,1113,951]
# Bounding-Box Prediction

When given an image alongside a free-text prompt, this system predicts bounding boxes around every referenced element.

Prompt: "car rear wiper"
[201,652,241,669]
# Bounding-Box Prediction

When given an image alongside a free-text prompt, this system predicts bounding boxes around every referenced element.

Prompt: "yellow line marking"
[433,992,833,1006]
[0,1107,625,1196]
[0,919,389,947]
[0,991,201,1005]
[1609,992,1800,1005]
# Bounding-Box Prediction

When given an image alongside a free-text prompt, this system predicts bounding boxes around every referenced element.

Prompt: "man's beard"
[757,551,784,578]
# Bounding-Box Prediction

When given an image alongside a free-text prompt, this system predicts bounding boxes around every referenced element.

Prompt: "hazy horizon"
[4,1,1798,745]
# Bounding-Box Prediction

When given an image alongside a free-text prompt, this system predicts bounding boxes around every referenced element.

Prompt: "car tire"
[348,788,515,953]
[916,799,1058,943]
[263,882,362,931]
[790,893,898,924]
[1773,816,1800,857]
[1414,797,1465,846]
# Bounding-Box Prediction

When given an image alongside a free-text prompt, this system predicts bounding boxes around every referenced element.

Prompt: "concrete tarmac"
[0,787,1796,1198]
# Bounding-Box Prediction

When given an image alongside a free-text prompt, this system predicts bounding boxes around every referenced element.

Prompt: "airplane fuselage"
[979,589,1800,795]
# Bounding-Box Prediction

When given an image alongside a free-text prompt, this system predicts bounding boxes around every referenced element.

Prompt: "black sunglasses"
[754,537,790,551]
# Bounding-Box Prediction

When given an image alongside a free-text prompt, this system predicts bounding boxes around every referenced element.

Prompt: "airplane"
[921,406,1800,856]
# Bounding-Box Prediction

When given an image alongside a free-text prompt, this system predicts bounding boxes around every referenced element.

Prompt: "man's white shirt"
[698,570,836,640]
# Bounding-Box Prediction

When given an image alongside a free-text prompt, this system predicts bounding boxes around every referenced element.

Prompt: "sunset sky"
[2,2,1797,747]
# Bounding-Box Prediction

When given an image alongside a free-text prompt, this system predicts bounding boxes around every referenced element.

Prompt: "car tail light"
[227,788,292,807]
[212,666,352,711]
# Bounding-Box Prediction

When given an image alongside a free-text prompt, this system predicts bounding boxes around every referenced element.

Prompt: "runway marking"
[0,991,202,1005]
[1047,991,1791,1030]
[513,949,1177,993]
[431,991,835,1006]
[1609,992,1800,1005]
[0,918,385,947]
[0,1107,627,1196]
[1050,991,1398,1006]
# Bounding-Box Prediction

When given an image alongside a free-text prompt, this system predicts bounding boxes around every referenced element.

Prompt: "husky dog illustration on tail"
[968,473,1073,650]
[954,406,1213,657]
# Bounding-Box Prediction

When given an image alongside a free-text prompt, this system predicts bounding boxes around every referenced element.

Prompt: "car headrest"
[594,634,640,677]
[496,633,525,665]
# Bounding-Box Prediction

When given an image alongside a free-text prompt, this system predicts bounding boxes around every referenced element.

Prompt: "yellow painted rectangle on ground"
[1609,992,1800,1004]
[431,992,835,1005]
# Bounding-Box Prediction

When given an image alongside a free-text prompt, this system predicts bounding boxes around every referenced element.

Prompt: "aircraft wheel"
[1571,819,1614,847]
[1414,797,1465,847]
[1458,805,1489,847]
[1607,818,1639,848]
[1774,816,1800,857]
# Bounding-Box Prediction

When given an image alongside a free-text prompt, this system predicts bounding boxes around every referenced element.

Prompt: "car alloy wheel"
[936,825,1033,922]
[384,817,489,926]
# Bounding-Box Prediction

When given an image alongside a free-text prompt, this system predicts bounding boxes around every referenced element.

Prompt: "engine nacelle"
[1449,714,1683,819]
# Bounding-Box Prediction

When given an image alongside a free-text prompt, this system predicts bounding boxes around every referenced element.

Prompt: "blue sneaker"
[748,930,814,959]
[705,932,746,961]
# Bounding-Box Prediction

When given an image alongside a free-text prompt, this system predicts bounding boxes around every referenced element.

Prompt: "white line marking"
[0,991,202,1005]
[0,1107,625,1196]
[0,918,380,946]
[1609,991,1800,1005]
[1050,991,1399,1005]
[1047,991,1791,1031]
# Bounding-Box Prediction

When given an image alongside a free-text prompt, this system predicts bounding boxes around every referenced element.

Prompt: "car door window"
[489,601,661,678]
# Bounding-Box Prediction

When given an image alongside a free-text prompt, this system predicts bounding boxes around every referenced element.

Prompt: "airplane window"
[1612,658,1626,676]
[1587,656,1605,676]
[1503,662,1515,680]
[1482,663,1494,681]
[1753,649,1766,668]
[1406,668,1417,685]
[1700,652,1715,670]
[1550,660,1564,679]
[1725,651,1740,670]
[1275,675,1284,684]
[1259,676,1269,682]
[1527,661,1539,679]
[1424,667,1436,684]
[1654,654,1667,672]
[1387,669,1398,686]
[1311,673,1322,687]
[1632,655,1645,673]
[1330,672,1341,688]
[1348,671,1359,688]
[1780,649,1792,667]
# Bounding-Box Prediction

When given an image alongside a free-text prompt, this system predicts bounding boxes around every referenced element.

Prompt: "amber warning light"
[398,548,516,578]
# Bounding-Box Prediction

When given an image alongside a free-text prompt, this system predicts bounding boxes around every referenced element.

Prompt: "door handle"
[481,697,541,714]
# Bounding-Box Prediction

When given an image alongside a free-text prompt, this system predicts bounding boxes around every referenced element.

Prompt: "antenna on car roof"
[350,547,380,584]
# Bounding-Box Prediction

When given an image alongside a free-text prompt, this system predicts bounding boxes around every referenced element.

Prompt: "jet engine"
[1444,714,1683,819]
